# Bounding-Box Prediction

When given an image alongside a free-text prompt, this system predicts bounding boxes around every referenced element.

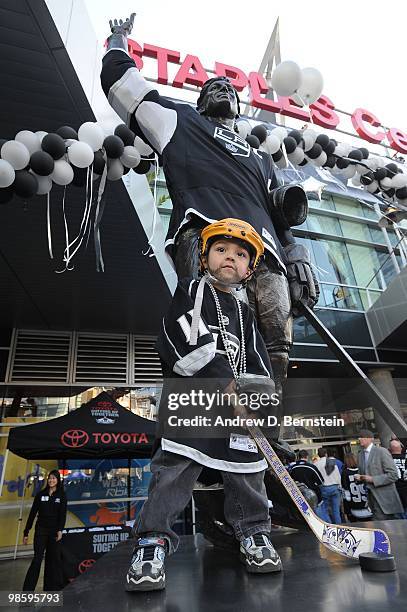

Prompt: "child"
[126,218,281,592]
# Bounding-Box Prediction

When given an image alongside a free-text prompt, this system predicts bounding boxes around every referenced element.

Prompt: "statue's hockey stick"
[247,423,391,559]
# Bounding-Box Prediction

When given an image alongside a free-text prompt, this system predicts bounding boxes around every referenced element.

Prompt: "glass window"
[320,284,363,310]
[368,226,387,245]
[346,244,383,289]
[340,219,372,243]
[333,196,364,217]
[307,213,343,237]
[376,251,400,287]
[309,193,335,211]
[309,238,356,285]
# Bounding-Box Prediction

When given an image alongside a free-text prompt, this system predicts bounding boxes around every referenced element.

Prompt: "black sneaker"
[125,537,166,591]
[240,533,282,573]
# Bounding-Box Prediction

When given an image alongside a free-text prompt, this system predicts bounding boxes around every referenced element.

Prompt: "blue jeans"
[318,485,342,524]
[133,448,271,554]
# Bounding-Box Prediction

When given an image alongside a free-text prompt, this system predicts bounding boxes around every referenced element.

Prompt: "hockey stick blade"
[248,424,391,559]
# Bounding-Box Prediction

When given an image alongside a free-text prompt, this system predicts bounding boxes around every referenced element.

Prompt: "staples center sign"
[127,39,407,155]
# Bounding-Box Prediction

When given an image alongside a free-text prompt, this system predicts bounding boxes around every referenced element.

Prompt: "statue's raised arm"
[106,13,136,53]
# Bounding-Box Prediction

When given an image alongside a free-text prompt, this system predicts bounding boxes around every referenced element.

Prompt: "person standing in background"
[315,448,342,524]
[22,470,67,591]
[341,453,372,522]
[389,439,407,518]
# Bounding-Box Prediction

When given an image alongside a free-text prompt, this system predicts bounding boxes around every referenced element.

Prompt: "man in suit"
[355,429,403,520]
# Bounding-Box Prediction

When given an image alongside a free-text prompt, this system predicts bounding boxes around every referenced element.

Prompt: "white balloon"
[391,173,407,189]
[380,177,392,189]
[35,131,48,144]
[271,61,302,97]
[120,146,141,168]
[134,136,154,157]
[236,120,251,140]
[302,129,317,152]
[107,158,124,181]
[34,173,53,195]
[1,140,30,170]
[78,122,105,152]
[288,147,305,165]
[0,159,15,188]
[67,141,94,168]
[263,134,281,155]
[270,127,288,142]
[366,180,379,193]
[351,175,362,187]
[292,67,324,106]
[334,143,347,158]
[52,159,74,185]
[341,165,356,179]
[15,130,41,155]
[311,151,327,167]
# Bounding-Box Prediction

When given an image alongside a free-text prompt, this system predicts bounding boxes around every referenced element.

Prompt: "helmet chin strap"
[203,269,244,290]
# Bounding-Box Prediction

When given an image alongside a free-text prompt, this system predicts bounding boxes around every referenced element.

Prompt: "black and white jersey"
[341,467,372,519]
[288,460,323,500]
[101,50,287,271]
[391,453,407,507]
[155,277,272,472]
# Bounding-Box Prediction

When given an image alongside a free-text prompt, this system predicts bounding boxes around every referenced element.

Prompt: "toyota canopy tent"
[7,392,156,460]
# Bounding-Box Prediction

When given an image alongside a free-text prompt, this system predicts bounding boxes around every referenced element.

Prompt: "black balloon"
[250,124,268,144]
[283,136,297,154]
[104,135,124,158]
[71,166,88,187]
[395,186,407,199]
[30,151,55,176]
[360,171,374,185]
[316,134,330,149]
[114,124,135,146]
[325,154,336,168]
[307,143,322,159]
[348,149,363,161]
[336,157,350,169]
[374,168,387,181]
[383,188,395,198]
[122,165,131,175]
[56,126,78,140]
[14,171,38,198]
[325,140,336,155]
[359,147,369,159]
[246,134,260,149]
[298,158,308,166]
[272,149,283,162]
[93,150,106,175]
[133,160,151,174]
[288,129,302,144]
[41,133,66,160]
[386,163,398,176]
[0,186,14,204]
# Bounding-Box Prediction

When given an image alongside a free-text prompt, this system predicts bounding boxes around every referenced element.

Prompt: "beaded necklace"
[206,280,246,380]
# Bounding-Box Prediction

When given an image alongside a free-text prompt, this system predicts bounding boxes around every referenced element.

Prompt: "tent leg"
[0,449,9,497]
[14,459,30,560]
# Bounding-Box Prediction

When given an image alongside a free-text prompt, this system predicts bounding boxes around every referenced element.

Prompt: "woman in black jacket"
[22,470,67,591]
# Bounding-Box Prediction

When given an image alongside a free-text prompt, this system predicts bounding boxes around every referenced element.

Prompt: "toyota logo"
[78,559,96,574]
[61,429,89,448]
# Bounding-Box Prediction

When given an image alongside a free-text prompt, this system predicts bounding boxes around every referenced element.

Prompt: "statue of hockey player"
[101,14,319,415]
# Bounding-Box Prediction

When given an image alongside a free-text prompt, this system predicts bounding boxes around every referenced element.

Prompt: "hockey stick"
[247,423,391,559]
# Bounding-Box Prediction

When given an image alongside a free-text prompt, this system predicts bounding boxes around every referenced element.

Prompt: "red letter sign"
[310,95,340,129]
[172,55,209,88]
[143,44,180,85]
[387,128,407,154]
[279,96,309,121]
[248,72,282,112]
[127,38,144,70]
[214,62,248,92]
[351,108,385,144]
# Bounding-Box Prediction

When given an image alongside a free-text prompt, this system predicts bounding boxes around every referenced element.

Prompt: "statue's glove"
[236,374,278,419]
[285,243,319,317]
[106,13,136,52]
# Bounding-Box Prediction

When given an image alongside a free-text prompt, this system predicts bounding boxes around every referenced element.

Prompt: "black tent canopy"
[7,392,156,460]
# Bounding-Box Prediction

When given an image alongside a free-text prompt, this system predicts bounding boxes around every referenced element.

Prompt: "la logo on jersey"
[213,127,251,157]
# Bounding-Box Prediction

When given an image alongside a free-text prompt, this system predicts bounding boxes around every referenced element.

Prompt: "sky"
[82,0,407,134]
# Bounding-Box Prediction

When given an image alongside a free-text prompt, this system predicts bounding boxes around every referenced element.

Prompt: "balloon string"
[55,186,72,274]
[142,155,158,258]
[46,191,53,259]
[94,163,108,272]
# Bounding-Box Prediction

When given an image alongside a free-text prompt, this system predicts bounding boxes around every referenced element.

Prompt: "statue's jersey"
[101,49,287,272]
